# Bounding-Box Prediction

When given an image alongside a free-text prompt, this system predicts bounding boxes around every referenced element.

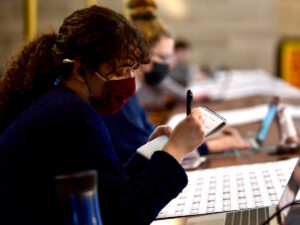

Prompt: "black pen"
[186,89,193,116]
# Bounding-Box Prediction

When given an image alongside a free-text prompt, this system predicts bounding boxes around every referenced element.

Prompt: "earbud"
[78,68,85,76]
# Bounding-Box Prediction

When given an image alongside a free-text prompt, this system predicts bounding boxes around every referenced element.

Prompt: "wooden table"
[151,95,300,225]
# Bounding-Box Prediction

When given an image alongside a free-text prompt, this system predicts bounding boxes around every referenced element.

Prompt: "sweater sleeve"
[126,151,187,224]
[81,106,188,225]
[89,143,187,225]
[124,152,149,177]
[197,142,209,155]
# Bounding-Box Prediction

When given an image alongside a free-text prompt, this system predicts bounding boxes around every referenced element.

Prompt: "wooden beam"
[24,0,37,42]
[86,0,98,7]
[122,0,130,19]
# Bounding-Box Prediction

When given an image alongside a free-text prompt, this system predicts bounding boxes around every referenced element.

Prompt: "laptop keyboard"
[225,207,269,225]
[157,158,298,219]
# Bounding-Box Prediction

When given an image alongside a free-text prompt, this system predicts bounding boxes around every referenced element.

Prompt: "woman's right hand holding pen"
[163,108,205,163]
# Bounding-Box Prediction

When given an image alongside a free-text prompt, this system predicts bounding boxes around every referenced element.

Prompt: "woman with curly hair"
[0,5,205,225]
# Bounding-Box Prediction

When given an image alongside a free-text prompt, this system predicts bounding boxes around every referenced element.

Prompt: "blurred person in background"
[135,36,208,111]
[102,0,251,165]
[168,40,192,87]
[168,39,209,86]
[0,5,206,225]
[155,39,210,104]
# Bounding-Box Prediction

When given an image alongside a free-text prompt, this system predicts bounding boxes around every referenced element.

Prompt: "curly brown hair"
[0,5,150,132]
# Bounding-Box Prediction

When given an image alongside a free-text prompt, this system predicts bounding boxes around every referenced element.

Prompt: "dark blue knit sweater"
[0,87,187,225]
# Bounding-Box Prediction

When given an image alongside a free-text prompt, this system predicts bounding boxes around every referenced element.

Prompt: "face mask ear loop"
[83,71,106,98]
[95,71,107,82]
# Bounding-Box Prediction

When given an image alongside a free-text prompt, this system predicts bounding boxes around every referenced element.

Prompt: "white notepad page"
[137,107,226,157]
[199,107,226,136]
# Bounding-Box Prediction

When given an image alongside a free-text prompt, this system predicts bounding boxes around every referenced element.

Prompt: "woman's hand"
[162,108,205,163]
[206,127,251,153]
[148,125,172,141]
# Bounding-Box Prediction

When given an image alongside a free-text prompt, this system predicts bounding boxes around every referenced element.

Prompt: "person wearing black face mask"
[144,62,170,86]
[101,0,251,166]
[135,31,176,111]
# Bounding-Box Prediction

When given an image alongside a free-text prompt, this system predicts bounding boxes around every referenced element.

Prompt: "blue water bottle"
[54,170,103,225]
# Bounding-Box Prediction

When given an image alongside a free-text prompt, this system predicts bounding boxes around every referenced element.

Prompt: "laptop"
[156,158,300,225]
[220,158,300,225]
[245,96,279,150]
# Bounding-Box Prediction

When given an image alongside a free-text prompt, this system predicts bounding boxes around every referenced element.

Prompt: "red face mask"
[89,72,136,115]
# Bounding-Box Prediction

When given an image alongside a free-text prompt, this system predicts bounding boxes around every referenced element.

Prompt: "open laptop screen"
[278,158,300,218]
[256,97,279,146]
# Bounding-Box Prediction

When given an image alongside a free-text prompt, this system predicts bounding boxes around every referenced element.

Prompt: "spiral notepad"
[137,107,226,159]
[199,107,227,137]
